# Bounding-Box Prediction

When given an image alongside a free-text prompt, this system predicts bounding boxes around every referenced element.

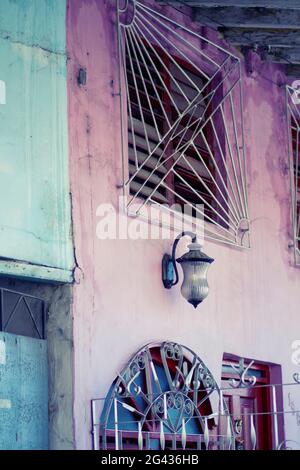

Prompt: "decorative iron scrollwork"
[229,359,256,389]
[118,0,136,26]
[293,373,300,384]
[278,439,300,450]
[100,342,231,450]
[234,418,243,435]
[163,342,183,362]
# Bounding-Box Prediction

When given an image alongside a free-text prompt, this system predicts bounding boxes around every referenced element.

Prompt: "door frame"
[221,353,285,450]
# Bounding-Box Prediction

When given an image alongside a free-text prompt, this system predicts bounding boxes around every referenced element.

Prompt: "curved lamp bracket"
[162,231,197,289]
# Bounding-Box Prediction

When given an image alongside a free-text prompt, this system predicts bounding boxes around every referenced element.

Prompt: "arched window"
[98,342,231,450]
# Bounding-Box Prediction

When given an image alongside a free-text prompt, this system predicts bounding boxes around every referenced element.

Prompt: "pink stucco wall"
[67,0,300,449]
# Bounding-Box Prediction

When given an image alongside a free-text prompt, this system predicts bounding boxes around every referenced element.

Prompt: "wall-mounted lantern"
[162,231,214,308]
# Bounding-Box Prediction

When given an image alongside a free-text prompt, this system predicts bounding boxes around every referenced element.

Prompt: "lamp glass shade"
[177,243,214,308]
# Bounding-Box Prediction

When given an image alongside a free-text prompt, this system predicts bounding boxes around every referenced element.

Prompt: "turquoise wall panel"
[0,0,73,281]
[0,332,48,450]
[0,0,66,54]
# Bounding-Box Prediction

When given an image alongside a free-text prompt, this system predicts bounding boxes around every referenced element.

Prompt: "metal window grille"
[117,0,249,248]
[286,85,300,266]
[0,288,46,340]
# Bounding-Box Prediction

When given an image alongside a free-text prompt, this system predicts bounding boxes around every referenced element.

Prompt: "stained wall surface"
[0,277,75,450]
[67,0,300,449]
[0,0,74,282]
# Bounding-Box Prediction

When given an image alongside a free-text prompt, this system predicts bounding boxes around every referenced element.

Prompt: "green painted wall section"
[0,0,67,54]
[0,332,48,450]
[0,0,74,282]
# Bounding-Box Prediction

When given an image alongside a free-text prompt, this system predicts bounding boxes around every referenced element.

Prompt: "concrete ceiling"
[157,0,300,77]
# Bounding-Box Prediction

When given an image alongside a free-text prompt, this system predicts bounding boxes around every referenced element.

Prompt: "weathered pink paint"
[67,0,300,449]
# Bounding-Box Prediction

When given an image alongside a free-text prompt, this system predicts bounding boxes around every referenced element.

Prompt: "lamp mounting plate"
[162,254,174,289]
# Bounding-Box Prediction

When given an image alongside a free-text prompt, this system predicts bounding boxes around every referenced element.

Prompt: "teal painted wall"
[0,332,48,450]
[0,0,74,282]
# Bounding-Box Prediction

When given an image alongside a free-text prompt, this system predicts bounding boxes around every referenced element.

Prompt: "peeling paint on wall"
[0,400,11,409]
[0,340,6,365]
[0,0,74,281]
[0,80,6,104]
[0,277,75,450]
[67,0,300,449]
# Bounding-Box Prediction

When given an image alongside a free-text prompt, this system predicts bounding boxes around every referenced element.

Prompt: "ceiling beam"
[264,47,300,64]
[285,64,300,77]
[221,28,300,48]
[160,1,300,9]
[192,7,300,29]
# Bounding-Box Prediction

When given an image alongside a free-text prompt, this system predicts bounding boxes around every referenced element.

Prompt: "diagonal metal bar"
[3,296,23,331]
[118,0,248,248]
[220,104,246,219]
[148,198,239,246]
[131,22,181,114]
[125,28,152,156]
[171,58,238,142]
[229,90,248,218]
[23,297,43,339]
[133,17,189,109]
[286,85,300,266]
[175,64,241,153]
[161,180,237,239]
[194,133,240,225]
[120,27,139,170]
[172,167,237,231]
[125,55,236,187]
[210,116,242,223]
[128,78,243,211]
[181,146,239,229]
[126,28,162,140]
[130,25,171,127]
[135,8,211,81]
[1,288,46,339]
[136,1,235,64]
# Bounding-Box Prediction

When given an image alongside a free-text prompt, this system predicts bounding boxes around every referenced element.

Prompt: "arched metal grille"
[97,342,233,450]
[117,0,249,248]
[286,85,300,266]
